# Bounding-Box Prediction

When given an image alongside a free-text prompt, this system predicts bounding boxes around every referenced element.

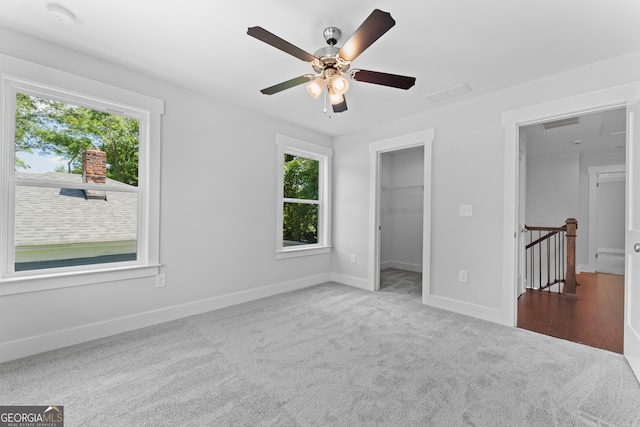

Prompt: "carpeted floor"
[2,282,640,426]
[379,268,422,302]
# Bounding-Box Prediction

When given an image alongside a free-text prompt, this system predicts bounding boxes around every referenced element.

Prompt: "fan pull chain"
[323,85,328,114]
[323,84,332,118]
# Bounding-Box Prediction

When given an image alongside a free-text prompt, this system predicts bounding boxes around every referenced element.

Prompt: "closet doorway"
[368,129,433,305]
[378,147,424,302]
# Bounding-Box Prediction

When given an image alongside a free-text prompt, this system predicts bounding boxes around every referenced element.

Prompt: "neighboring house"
[14,151,137,271]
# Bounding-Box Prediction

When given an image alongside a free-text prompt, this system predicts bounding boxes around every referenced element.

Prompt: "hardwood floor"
[517,272,624,354]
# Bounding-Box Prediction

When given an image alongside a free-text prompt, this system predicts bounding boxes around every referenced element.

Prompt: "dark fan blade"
[332,97,348,113]
[260,75,313,95]
[352,69,416,89]
[247,26,317,63]
[338,9,395,62]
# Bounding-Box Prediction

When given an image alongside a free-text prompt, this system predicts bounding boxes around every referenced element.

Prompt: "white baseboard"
[598,247,625,255]
[380,261,422,273]
[578,264,595,273]
[330,273,371,291]
[0,273,330,364]
[428,295,507,326]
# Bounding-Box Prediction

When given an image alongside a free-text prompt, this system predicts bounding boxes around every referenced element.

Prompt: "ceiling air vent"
[541,116,580,130]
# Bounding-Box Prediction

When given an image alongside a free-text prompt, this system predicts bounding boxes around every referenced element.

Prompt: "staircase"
[524,218,578,298]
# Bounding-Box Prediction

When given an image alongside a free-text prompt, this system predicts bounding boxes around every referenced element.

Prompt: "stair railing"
[524,218,578,297]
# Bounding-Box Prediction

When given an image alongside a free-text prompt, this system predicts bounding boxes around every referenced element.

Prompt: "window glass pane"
[283,154,319,200]
[15,93,139,186]
[283,202,318,246]
[14,185,138,271]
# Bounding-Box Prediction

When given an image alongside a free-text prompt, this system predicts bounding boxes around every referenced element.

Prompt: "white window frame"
[276,134,332,259]
[0,62,163,296]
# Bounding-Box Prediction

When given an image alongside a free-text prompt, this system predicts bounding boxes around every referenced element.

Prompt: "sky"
[16,151,66,174]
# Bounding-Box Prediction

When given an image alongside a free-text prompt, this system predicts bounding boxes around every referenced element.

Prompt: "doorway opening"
[516,107,626,353]
[368,130,433,305]
[378,146,425,303]
[503,81,640,381]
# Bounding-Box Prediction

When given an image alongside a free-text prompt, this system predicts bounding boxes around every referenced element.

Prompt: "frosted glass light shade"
[328,87,344,105]
[331,75,349,95]
[306,77,324,99]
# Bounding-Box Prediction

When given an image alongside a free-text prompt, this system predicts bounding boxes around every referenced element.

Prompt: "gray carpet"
[379,268,422,302]
[2,282,640,426]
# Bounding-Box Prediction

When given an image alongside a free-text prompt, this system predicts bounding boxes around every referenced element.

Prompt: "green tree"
[14,93,139,186]
[283,155,319,244]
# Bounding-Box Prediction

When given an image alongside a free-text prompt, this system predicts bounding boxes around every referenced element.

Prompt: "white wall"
[332,50,640,324]
[524,154,579,291]
[526,149,626,270]
[597,180,625,250]
[524,149,629,281]
[596,178,625,274]
[0,27,332,362]
[526,153,580,226]
[380,147,424,272]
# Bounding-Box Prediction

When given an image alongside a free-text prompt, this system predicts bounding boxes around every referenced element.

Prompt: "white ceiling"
[1,1,640,137]
[525,108,627,158]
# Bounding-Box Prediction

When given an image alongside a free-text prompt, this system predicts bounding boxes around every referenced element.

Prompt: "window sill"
[276,245,332,259]
[0,264,161,296]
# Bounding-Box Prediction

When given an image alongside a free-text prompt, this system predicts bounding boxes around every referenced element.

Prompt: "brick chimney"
[82,148,107,185]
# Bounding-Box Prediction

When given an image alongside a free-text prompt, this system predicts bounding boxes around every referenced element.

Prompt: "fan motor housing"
[312,45,350,74]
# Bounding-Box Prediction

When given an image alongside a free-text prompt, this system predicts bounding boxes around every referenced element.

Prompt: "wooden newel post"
[564,218,578,298]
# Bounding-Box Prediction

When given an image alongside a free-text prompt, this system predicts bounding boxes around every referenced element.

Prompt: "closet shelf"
[381,184,424,191]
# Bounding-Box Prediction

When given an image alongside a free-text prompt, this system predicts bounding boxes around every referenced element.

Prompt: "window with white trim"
[276,134,332,258]
[1,71,163,293]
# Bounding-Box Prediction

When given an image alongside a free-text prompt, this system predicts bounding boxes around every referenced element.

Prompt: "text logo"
[0,406,64,427]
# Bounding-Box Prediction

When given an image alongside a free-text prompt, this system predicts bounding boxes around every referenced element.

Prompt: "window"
[1,69,163,294]
[276,134,332,258]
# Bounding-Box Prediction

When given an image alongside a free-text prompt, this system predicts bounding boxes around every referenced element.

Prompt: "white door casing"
[368,130,434,302]
[502,83,640,373]
[587,164,626,273]
[624,92,640,379]
[517,147,527,296]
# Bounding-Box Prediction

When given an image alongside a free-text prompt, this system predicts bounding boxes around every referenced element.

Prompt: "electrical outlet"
[350,254,357,264]
[458,270,468,283]
[460,204,473,217]
[156,273,166,288]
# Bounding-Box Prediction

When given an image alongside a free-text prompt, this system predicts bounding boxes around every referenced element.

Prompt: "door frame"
[502,82,640,327]
[516,145,527,296]
[368,129,434,304]
[587,164,626,273]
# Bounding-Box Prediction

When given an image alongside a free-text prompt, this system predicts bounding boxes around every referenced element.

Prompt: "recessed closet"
[379,146,424,299]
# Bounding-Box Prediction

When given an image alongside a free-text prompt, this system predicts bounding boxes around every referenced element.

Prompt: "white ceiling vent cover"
[541,116,580,130]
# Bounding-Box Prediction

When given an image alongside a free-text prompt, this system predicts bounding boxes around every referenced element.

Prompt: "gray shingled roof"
[15,172,137,247]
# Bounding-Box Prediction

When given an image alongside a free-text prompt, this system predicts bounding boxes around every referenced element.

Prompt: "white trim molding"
[587,164,625,272]
[0,273,330,363]
[275,134,333,259]
[0,58,163,295]
[502,82,640,327]
[368,129,434,305]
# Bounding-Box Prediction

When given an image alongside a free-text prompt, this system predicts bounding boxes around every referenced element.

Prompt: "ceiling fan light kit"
[328,86,344,105]
[330,74,349,95]
[247,9,416,114]
[306,77,324,99]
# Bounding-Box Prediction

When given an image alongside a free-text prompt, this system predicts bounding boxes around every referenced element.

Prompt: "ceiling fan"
[247,9,416,113]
